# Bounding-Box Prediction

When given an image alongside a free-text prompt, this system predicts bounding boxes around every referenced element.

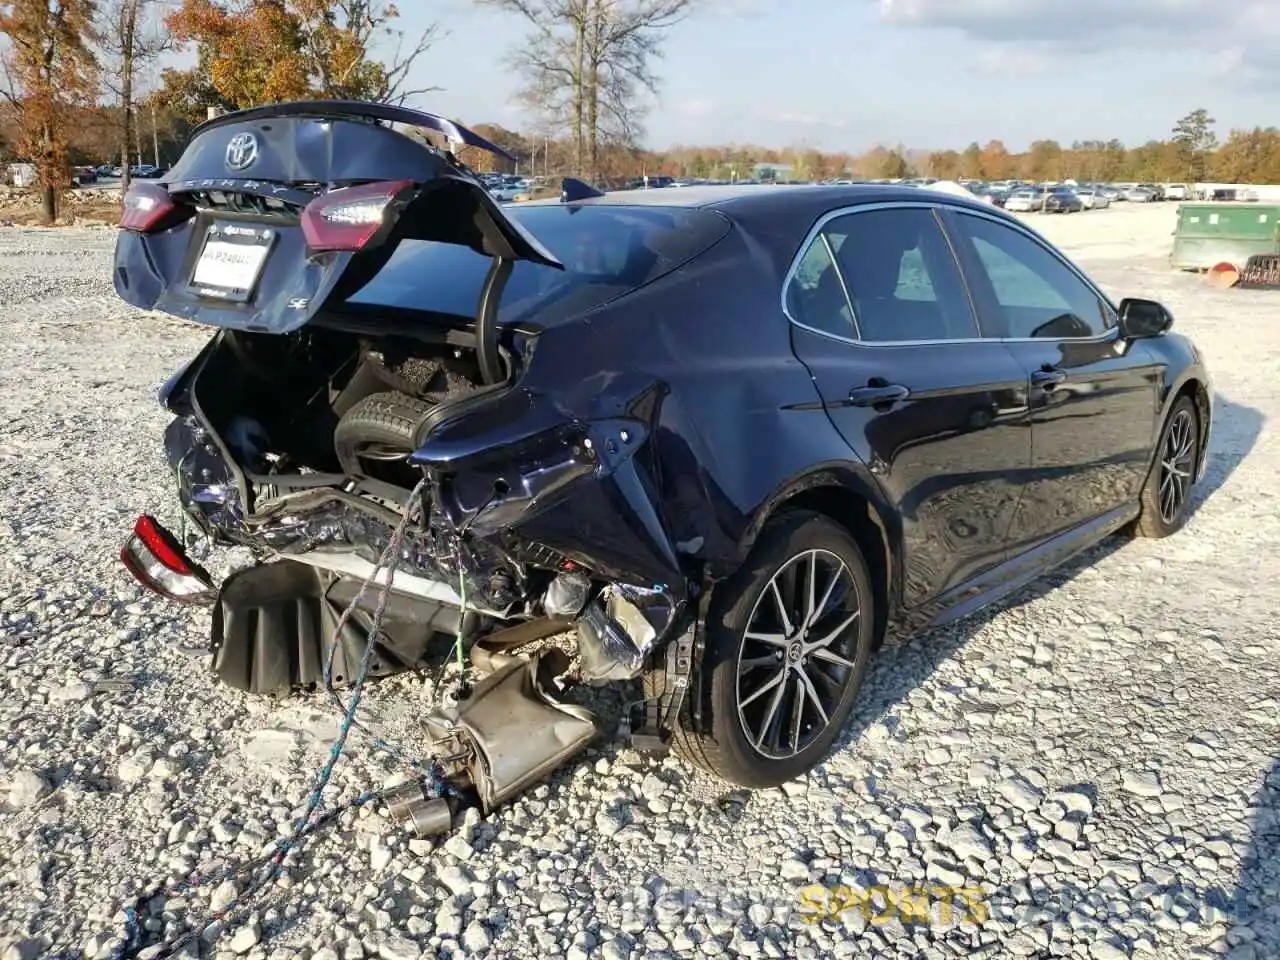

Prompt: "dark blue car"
[113,102,1212,798]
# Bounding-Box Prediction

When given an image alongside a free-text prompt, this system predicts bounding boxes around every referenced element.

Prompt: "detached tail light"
[119,181,187,232]
[120,514,216,604]
[300,179,416,253]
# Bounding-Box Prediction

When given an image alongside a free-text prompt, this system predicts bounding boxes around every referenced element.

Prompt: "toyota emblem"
[225,132,259,171]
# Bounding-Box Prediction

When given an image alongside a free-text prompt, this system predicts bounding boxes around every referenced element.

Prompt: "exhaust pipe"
[384,781,454,838]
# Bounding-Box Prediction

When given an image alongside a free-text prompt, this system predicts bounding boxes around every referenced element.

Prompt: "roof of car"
[529,182,1003,208]
[520,182,1001,233]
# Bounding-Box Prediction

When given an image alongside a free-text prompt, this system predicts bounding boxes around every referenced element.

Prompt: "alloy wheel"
[735,549,862,759]
[1158,409,1196,524]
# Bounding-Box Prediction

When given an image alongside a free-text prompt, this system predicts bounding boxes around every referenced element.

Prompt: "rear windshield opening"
[345,204,731,327]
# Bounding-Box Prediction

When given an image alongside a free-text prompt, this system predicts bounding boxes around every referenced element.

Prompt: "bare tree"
[478,0,690,180]
[293,0,444,104]
[97,0,172,192]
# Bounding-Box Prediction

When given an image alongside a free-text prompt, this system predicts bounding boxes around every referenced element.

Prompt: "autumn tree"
[959,141,983,179]
[97,0,172,192]
[978,139,1010,179]
[878,148,908,179]
[479,0,690,180]
[1025,139,1062,181]
[158,0,440,122]
[1211,128,1280,184]
[0,0,99,222]
[925,149,960,179]
[455,121,529,173]
[1171,107,1217,181]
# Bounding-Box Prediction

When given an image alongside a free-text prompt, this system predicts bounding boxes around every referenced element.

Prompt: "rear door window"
[823,207,979,342]
[784,234,855,339]
[345,204,731,326]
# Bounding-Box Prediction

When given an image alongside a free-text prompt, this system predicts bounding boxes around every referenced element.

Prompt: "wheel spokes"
[767,579,795,637]
[736,548,864,759]
[1158,410,1196,524]
[808,609,860,651]
[754,672,790,751]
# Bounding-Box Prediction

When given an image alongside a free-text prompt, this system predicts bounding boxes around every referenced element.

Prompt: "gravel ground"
[1,203,1277,960]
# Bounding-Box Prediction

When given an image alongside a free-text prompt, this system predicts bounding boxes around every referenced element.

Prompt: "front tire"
[659,511,875,787]
[1134,395,1199,538]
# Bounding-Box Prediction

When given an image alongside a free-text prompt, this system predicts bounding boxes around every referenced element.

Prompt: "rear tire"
[652,511,875,788]
[1133,395,1199,538]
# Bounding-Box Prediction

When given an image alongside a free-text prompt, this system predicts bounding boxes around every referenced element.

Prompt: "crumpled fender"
[410,371,687,594]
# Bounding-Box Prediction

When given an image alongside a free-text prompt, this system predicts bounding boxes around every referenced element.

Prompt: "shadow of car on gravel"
[821,390,1263,769]
[1227,755,1280,958]
[1190,393,1265,516]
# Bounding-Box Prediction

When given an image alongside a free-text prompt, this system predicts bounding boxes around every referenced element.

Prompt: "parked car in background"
[1076,187,1111,210]
[1125,186,1156,203]
[1164,183,1190,200]
[1044,187,1083,214]
[1099,186,1124,202]
[1137,183,1165,201]
[488,181,530,202]
[72,166,98,185]
[970,184,1010,208]
[1004,187,1047,212]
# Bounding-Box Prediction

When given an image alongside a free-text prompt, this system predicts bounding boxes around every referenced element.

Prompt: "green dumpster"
[1170,202,1280,271]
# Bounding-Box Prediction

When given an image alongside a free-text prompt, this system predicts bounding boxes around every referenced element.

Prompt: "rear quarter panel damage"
[415,226,889,602]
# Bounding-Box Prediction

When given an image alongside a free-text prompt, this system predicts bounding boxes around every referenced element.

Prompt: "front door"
[940,208,1160,551]
[784,203,1032,609]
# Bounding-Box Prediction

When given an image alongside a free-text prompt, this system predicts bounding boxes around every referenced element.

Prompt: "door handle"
[1031,366,1067,389]
[849,382,910,407]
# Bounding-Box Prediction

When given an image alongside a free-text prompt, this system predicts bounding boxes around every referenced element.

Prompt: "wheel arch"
[740,467,899,646]
[1165,373,1212,482]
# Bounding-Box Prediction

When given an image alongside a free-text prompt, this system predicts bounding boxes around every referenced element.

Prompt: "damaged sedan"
[114,101,1212,802]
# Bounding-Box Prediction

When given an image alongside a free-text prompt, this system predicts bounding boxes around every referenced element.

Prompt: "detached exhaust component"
[120,515,216,604]
[384,780,454,838]
[424,650,598,814]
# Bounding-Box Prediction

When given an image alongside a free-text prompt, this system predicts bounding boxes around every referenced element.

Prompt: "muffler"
[424,649,598,813]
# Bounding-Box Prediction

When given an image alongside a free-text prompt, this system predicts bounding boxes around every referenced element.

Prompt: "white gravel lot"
[1,202,1277,960]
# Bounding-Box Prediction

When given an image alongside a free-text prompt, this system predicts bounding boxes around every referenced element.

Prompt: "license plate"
[190,223,274,301]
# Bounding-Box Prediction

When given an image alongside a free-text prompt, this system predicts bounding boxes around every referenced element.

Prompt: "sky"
[219,0,1280,153]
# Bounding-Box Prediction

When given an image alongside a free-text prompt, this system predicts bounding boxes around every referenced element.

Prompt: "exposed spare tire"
[333,391,433,483]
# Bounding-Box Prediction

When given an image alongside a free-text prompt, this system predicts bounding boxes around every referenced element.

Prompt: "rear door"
[940,207,1160,551]
[785,202,1032,609]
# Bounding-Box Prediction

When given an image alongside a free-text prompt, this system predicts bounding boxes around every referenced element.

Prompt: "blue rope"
[111,477,438,960]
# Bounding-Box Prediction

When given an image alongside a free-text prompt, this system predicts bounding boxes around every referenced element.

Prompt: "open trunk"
[162,323,526,617]
[116,102,704,748]
[114,101,564,617]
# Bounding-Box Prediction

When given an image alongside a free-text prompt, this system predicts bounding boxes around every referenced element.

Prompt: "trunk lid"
[113,100,562,335]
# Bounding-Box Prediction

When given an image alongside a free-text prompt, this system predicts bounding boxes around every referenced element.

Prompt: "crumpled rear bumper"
[160,393,694,688]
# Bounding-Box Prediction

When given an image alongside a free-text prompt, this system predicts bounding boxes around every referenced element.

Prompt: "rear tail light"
[119,181,183,232]
[120,514,215,604]
[300,179,416,253]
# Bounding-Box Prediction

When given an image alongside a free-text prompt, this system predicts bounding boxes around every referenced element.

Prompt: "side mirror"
[1117,298,1173,338]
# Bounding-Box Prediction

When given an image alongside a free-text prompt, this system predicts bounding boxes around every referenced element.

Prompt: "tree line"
[0,0,694,220]
[463,109,1280,189]
[3,3,1280,224]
